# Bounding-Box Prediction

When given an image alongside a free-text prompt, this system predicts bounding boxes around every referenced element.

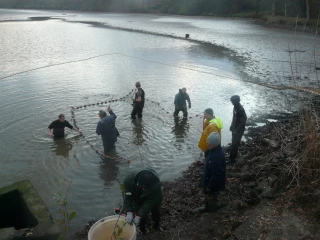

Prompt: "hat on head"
[207,132,220,146]
[230,95,240,103]
[137,170,158,188]
[204,108,214,116]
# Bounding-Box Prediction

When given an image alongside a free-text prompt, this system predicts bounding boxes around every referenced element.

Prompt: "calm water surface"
[0,9,315,233]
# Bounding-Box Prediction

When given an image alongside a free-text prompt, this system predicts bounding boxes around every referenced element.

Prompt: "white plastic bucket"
[88,216,136,240]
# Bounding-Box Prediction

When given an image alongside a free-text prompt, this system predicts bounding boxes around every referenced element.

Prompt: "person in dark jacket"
[199,132,226,213]
[229,95,247,163]
[131,81,145,119]
[96,106,117,154]
[124,167,163,234]
[48,114,81,138]
[174,87,191,117]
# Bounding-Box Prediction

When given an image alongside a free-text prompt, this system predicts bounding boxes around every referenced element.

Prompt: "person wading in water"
[48,114,81,138]
[96,106,118,154]
[131,81,145,119]
[174,87,191,118]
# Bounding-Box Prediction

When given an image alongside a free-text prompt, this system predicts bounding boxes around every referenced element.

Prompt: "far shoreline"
[0,7,318,35]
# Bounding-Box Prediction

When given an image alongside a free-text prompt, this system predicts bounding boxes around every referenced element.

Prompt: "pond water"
[0,9,317,233]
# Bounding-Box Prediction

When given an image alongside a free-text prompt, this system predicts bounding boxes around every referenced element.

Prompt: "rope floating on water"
[71,89,205,161]
[71,90,134,162]
[2,51,319,96]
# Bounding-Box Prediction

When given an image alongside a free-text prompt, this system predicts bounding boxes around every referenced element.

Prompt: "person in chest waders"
[131,81,145,119]
[96,106,118,154]
[229,95,247,163]
[48,114,81,138]
[198,108,223,158]
[124,167,163,235]
[174,87,191,118]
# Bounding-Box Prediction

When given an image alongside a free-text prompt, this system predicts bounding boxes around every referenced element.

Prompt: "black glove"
[188,105,191,109]
[229,126,232,132]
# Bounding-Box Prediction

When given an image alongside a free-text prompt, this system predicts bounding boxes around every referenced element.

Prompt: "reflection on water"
[99,159,119,187]
[172,117,189,139]
[51,135,82,157]
[172,117,190,151]
[132,120,146,146]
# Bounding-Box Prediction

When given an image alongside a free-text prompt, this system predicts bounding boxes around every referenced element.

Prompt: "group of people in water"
[47,81,247,235]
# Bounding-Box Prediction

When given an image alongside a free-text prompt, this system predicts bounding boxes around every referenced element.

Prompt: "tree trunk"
[255,0,260,15]
[306,0,310,22]
[284,0,287,17]
[272,0,276,16]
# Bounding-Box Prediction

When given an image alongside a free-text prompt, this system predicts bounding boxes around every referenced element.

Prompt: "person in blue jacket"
[199,132,226,212]
[96,106,117,154]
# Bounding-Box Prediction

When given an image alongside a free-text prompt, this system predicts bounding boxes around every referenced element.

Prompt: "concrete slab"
[0,180,60,240]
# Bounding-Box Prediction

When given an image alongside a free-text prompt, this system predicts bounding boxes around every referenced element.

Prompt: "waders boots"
[197,194,220,213]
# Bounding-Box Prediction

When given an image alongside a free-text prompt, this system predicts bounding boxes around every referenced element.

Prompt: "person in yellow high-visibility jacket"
[198,108,223,154]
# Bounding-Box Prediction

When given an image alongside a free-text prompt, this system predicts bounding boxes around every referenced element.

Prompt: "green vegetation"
[111,220,127,240]
[55,179,76,240]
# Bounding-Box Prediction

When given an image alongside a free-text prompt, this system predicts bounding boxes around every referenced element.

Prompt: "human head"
[204,108,214,120]
[207,132,220,149]
[98,110,107,118]
[181,87,187,94]
[230,95,240,105]
[135,81,141,88]
[137,170,158,190]
[58,114,65,122]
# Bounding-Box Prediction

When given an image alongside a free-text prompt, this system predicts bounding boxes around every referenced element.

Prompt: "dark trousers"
[174,106,188,117]
[131,104,144,118]
[139,207,161,232]
[229,132,244,161]
[102,140,115,154]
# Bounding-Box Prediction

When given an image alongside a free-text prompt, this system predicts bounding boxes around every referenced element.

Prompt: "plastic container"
[88,216,136,240]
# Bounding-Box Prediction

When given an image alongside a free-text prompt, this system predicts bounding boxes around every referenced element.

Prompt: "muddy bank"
[75,112,320,239]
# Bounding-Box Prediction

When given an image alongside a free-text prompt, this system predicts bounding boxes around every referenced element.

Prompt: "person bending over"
[124,167,163,234]
[131,81,145,119]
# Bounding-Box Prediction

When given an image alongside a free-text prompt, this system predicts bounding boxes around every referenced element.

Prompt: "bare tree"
[272,0,277,16]
[284,0,293,17]
[255,0,261,15]
[306,0,310,22]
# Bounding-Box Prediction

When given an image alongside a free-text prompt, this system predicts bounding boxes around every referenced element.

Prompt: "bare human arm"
[48,128,54,138]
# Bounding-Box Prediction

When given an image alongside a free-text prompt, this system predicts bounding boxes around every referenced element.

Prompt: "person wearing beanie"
[96,106,118,154]
[198,108,223,155]
[174,87,191,118]
[229,95,247,163]
[198,132,226,213]
[131,81,145,119]
[123,167,163,234]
